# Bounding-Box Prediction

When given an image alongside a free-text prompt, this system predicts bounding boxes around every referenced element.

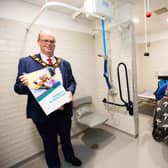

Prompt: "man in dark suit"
[14,30,82,168]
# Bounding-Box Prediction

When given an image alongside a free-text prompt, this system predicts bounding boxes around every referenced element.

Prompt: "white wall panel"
[137,39,168,93]
[94,20,138,136]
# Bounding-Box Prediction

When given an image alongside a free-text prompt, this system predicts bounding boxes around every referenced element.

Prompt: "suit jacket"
[14,54,77,122]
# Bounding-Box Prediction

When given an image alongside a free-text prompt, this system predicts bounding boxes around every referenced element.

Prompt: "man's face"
[38,32,56,57]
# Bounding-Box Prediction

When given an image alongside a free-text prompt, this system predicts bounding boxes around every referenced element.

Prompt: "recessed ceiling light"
[133,18,140,23]
[166,18,168,22]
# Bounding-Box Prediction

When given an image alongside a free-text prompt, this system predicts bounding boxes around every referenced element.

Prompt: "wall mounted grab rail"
[103,62,133,116]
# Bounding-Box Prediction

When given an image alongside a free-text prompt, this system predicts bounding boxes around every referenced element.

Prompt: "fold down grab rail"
[103,62,133,116]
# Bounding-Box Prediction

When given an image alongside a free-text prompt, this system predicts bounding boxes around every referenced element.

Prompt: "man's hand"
[67,91,73,100]
[57,91,72,110]
[58,106,64,110]
[19,73,28,86]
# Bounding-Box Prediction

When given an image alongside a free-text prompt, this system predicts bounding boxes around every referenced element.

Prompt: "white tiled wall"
[0,18,96,168]
[0,1,152,167]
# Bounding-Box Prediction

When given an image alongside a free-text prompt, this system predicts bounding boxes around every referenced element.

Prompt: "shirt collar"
[40,53,56,64]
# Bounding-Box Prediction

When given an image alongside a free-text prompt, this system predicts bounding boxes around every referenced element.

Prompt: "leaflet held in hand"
[27,67,71,115]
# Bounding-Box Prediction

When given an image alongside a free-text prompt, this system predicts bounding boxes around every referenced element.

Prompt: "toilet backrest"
[73,96,92,109]
[73,96,93,119]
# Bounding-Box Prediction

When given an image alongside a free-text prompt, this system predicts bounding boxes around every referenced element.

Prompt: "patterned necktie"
[47,58,53,66]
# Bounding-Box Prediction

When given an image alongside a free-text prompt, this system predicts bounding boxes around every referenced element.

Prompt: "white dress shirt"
[40,53,63,84]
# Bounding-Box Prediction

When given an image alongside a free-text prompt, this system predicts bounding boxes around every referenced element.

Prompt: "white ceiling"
[23,0,168,35]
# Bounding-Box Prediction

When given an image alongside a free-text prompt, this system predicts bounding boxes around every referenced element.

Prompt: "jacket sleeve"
[14,58,29,95]
[66,62,77,95]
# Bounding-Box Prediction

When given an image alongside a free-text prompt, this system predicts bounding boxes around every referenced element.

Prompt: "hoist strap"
[101,19,112,89]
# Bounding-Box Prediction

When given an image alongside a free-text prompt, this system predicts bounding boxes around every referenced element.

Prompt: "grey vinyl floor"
[16,107,168,168]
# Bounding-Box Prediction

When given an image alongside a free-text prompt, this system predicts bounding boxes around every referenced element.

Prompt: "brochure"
[27,67,71,115]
